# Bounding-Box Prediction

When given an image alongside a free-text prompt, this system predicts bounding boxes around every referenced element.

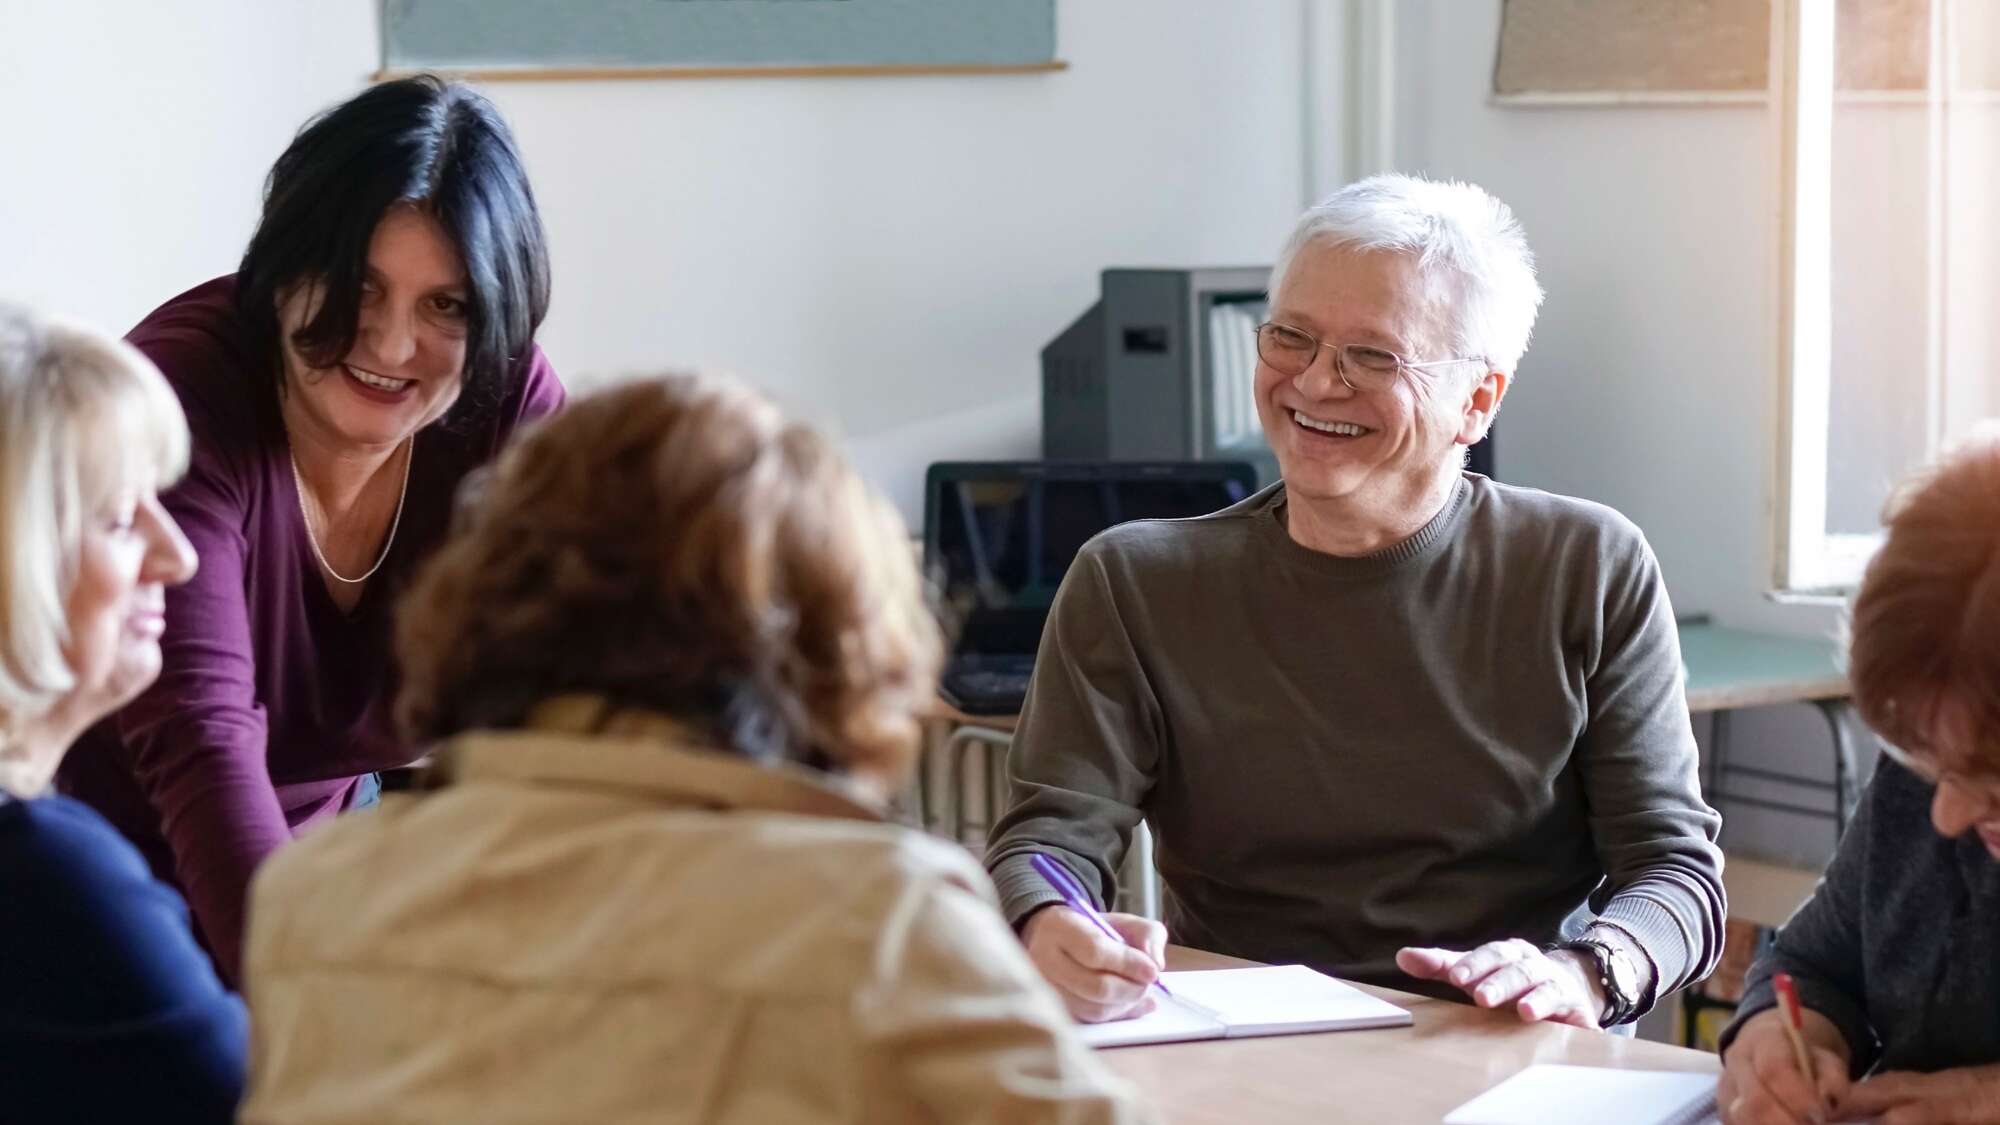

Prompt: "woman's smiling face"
[276,205,471,451]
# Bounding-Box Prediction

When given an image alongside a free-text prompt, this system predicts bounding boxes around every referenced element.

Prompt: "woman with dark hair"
[59,76,563,981]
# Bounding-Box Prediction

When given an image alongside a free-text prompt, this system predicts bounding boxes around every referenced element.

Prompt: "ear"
[1456,368,1509,446]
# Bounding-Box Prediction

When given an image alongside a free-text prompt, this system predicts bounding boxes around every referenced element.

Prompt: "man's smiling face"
[1255,240,1488,513]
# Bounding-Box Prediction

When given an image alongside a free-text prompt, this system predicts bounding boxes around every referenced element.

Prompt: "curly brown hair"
[1848,431,2000,767]
[395,372,943,781]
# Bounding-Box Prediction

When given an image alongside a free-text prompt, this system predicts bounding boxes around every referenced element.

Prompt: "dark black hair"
[235,75,550,422]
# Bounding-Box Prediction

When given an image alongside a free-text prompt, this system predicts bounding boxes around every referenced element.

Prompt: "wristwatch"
[1549,936,1643,1027]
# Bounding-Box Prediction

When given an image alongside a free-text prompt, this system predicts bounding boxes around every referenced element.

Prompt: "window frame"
[1773,0,1952,597]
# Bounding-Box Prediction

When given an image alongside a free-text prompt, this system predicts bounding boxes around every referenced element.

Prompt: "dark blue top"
[1722,760,2000,1075]
[0,793,247,1122]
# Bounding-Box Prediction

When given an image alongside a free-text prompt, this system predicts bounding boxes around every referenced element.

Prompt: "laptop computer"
[924,460,1259,715]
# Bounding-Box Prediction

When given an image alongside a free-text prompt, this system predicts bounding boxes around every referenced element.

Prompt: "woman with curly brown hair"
[236,374,1157,1124]
[1717,433,2000,1125]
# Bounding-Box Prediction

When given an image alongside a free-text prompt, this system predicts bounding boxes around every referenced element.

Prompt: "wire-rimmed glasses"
[1254,321,1485,392]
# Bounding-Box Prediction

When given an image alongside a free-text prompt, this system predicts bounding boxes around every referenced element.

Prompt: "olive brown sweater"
[987,476,1725,1011]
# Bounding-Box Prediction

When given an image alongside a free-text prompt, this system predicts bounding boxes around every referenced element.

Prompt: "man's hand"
[1396,939,1604,1028]
[1716,1007,1851,1124]
[1837,1065,2000,1125]
[1020,905,1168,1023]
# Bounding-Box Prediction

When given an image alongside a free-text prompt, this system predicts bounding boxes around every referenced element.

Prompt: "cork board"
[1494,0,1771,96]
[1493,0,1936,99]
[1837,0,1929,91]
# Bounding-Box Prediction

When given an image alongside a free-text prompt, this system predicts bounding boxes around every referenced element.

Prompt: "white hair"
[1268,173,1545,375]
[0,304,188,788]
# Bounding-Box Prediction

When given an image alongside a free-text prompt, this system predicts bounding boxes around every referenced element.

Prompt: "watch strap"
[1546,937,1638,1027]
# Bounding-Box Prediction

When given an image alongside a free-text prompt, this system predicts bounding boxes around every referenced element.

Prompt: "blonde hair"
[1848,431,2000,769]
[0,304,190,778]
[397,373,943,782]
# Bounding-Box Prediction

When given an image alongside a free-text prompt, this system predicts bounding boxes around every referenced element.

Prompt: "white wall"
[0,0,1307,523]
[0,3,378,330]
[1393,0,1866,867]
[5,0,1869,860]
[1393,0,1826,638]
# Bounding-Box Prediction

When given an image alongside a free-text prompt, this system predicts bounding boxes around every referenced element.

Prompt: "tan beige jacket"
[240,700,1156,1124]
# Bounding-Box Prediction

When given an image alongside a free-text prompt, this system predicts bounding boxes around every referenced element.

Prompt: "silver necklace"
[290,435,414,585]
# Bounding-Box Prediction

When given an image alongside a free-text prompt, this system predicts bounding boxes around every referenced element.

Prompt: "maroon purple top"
[59,277,564,980]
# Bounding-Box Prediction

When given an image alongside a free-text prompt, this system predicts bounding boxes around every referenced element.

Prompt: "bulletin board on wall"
[1491,0,1933,103]
[379,0,1063,80]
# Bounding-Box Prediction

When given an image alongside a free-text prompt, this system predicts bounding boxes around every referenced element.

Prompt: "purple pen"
[1029,852,1172,997]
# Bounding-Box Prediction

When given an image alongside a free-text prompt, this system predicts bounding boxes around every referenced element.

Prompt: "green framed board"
[382,0,1060,77]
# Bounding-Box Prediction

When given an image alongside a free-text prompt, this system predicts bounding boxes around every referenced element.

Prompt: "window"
[1777,0,2000,594]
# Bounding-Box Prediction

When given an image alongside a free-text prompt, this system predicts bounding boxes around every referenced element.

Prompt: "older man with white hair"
[986,174,1724,1032]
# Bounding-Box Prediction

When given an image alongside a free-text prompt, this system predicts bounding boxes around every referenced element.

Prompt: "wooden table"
[1098,947,1719,1124]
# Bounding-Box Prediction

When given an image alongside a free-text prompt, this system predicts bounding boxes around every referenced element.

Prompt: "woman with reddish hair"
[238,374,1155,1123]
[1717,433,2000,1125]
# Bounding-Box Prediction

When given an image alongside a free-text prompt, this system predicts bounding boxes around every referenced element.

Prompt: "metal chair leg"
[1814,699,1861,837]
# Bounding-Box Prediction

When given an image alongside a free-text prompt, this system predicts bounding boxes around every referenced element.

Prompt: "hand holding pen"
[1773,974,1825,1122]
[1020,851,1172,1023]
[1716,971,1852,1125]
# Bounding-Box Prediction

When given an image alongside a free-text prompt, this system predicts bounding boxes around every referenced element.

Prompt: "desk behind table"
[1679,621,1858,831]
[1677,622,1857,1047]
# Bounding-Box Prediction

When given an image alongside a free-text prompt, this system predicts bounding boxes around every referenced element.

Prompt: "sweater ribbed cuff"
[1584,918,1662,1019]
[1596,893,1693,1012]
[990,852,1074,931]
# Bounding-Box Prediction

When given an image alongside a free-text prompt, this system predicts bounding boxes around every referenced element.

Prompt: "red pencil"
[1773,972,1825,1120]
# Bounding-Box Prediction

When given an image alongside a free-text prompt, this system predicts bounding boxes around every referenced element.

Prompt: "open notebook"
[1074,965,1412,1048]
[1444,1065,1719,1125]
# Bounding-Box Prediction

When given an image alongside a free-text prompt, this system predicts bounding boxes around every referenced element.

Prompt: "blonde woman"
[240,374,1154,1123]
[0,305,244,1119]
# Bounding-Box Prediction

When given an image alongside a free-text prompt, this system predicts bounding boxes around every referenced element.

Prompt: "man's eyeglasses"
[1254,321,1485,392]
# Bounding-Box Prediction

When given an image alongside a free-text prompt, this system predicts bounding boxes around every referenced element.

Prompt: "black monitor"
[1041,267,1494,480]
[924,461,1259,662]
